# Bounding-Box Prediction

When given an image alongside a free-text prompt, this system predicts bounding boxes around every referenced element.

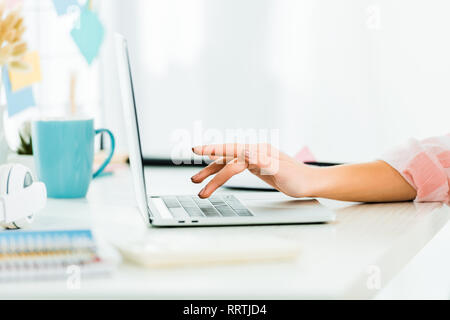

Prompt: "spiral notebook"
[0,230,115,282]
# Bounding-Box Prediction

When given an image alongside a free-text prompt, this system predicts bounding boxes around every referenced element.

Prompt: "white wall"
[100,0,450,163]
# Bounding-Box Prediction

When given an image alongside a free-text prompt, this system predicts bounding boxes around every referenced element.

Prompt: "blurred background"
[13,0,450,163]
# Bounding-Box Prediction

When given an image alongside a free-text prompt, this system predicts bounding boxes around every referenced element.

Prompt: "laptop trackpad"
[242,199,329,217]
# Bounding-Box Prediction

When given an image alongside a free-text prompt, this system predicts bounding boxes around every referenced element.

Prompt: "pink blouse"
[381,134,450,204]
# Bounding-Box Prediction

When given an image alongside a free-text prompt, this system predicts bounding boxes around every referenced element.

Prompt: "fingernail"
[191,174,199,181]
[198,188,206,197]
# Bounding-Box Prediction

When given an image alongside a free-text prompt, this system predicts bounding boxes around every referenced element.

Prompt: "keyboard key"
[224,198,246,210]
[177,196,193,203]
[169,207,189,219]
[211,201,227,207]
[197,203,213,209]
[184,206,204,218]
[177,197,197,208]
[193,197,210,203]
[162,196,181,208]
[209,196,225,204]
[214,205,236,217]
[194,199,215,209]
[199,207,221,217]
[235,209,253,217]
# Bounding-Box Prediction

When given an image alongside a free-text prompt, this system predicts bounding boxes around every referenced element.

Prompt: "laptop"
[115,34,336,227]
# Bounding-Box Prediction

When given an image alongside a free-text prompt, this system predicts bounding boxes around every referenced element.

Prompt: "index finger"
[192,144,245,158]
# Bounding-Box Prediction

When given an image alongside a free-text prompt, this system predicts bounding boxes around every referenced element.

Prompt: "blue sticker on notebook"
[70,6,105,65]
[52,0,79,16]
[2,67,36,117]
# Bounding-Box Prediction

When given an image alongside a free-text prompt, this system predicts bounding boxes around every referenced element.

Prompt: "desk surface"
[2,165,450,299]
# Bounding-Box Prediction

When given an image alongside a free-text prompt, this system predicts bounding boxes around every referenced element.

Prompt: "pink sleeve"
[380,134,450,204]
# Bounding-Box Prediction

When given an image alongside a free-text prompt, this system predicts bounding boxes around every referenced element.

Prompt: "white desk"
[2,165,450,299]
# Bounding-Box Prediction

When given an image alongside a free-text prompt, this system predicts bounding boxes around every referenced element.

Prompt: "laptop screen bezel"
[115,34,156,223]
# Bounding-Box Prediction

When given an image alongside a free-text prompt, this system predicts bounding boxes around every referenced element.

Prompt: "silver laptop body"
[115,34,336,227]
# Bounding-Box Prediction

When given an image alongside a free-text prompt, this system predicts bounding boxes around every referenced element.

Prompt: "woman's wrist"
[292,163,324,198]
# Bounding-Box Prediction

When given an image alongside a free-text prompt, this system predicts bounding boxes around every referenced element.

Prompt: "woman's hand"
[191,143,417,203]
[191,143,312,199]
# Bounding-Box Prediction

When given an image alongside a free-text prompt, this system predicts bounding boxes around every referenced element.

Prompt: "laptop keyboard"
[161,195,253,219]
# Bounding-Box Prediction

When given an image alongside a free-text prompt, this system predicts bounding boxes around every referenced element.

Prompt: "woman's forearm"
[305,160,417,202]
[192,139,450,203]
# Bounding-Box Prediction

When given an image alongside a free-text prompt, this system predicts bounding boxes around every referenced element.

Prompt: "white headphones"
[0,164,47,229]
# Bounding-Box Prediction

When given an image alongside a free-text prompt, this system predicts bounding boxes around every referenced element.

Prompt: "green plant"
[17,121,32,155]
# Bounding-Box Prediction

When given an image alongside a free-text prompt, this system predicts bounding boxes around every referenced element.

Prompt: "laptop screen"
[115,34,152,222]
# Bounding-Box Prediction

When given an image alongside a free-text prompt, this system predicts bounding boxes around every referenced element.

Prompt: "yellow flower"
[0,1,29,72]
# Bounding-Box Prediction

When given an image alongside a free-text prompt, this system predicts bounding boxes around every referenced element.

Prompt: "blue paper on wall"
[70,6,104,65]
[2,67,36,117]
[52,0,79,16]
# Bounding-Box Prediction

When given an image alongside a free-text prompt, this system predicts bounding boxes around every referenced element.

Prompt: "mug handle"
[93,129,116,179]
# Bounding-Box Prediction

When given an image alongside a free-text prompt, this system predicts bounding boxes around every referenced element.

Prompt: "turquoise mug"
[32,118,115,199]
